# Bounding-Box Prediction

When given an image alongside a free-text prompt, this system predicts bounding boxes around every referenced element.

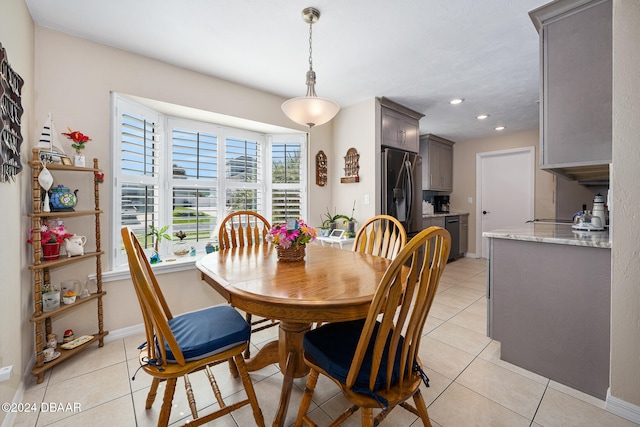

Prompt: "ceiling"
[25,0,549,142]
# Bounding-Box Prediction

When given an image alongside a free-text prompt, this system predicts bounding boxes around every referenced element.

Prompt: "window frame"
[111,94,308,270]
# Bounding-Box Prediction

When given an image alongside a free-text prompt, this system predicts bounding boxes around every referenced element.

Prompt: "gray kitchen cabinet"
[379,97,423,153]
[488,236,610,399]
[460,213,468,255]
[530,0,611,180]
[420,134,455,192]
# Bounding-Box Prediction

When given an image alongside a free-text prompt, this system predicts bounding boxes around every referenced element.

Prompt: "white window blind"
[117,105,163,259]
[224,137,262,213]
[171,126,218,244]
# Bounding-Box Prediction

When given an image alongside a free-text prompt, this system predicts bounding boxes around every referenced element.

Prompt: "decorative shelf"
[341,147,360,183]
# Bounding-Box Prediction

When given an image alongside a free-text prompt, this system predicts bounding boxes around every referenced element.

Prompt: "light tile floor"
[14,257,639,426]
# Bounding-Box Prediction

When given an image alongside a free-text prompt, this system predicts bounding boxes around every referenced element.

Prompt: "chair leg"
[245,313,252,358]
[146,377,160,409]
[204,365,226,408]
[234,353,265,427]
[294,369,319,427]
[360,407,374,427]
[184,374,198,419]
[412,389,433,427]
[158,377,177,427]
[227,357,239,378]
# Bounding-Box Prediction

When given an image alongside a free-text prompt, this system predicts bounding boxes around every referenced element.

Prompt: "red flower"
[27,225,73,244]
[62,127,92,152]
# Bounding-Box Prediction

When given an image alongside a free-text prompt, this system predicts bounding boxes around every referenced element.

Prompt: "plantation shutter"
[119,111,162,250]
[170,126,218,243]
[224,136,262,213]
[271,137,305,224]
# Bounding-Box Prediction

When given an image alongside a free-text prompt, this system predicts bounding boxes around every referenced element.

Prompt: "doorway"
[476,147,535,259]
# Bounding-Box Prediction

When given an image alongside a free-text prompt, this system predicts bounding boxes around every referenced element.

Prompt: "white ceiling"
[25,0,549,142]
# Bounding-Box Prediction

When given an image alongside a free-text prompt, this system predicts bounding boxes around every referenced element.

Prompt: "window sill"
[98,253,206,283]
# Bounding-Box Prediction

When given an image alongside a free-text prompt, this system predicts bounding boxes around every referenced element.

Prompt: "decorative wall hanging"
[0,42,25,182]
[315,150,327,186]
[340,147,360,183]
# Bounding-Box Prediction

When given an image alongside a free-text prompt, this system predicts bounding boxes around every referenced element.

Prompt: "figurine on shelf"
[47,334,58,349]
[63,329,74,343]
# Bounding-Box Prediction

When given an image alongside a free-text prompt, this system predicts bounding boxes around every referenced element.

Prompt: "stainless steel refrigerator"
[381,148,423,237]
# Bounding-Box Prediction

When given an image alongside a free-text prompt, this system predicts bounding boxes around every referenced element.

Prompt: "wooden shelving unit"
[28,148,108,383]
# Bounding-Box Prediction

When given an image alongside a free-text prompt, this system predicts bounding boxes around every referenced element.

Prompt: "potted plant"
[147,224,171,263]
[320,208,351,237]
[28,222,73,261]
[61,128,91,167]
[266,219,317,262]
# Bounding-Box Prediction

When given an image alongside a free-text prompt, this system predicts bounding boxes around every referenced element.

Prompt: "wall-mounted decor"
[315,150,327,186]
[340,147,360,183]
[0,42,25,182]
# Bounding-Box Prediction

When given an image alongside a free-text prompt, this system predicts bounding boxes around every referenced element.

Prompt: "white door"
[477,147,535,259]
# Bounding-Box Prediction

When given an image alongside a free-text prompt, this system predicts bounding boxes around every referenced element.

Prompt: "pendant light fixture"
[281,7,340,128]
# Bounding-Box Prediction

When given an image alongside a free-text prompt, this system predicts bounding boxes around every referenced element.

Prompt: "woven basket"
[276,245,306,262]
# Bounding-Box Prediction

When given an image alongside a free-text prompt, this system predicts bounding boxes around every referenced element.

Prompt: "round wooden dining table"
[196,243,393,427]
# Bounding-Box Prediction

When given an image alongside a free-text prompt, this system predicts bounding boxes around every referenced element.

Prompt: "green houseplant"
[148,225,171,263]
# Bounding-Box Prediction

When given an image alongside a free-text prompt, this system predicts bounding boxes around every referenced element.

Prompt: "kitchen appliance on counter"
[434,195,450,213]
[382,147,422,237]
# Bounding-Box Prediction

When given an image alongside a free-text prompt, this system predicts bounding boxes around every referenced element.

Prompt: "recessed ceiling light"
[476,114,489,120]
[449,98,464,105]
[495,126,506,131]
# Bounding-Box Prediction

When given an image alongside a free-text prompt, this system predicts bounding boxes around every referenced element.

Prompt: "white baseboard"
[104,323,145,342]
[606,388,640,424]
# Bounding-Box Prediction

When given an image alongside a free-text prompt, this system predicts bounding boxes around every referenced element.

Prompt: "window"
[112,94,307,268]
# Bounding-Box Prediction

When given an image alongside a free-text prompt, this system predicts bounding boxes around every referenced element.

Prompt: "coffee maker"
[434,195,450,213]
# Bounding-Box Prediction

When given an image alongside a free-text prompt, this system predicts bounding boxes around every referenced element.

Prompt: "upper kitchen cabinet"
[530,0,612,181]
[420,134,455,192]
[378,97,424,153]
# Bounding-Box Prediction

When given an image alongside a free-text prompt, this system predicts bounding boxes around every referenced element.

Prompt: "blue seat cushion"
[158,305,250,363]
[303,319,407,393]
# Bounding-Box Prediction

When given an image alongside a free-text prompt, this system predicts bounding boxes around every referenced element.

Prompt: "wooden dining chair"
[218,210,277,357]
[121,227,265,427]
[295,226,451,427]
[352,214,407,260]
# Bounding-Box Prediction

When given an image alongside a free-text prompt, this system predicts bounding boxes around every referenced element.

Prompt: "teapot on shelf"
[64,235,87,257]
[49,185,78,212]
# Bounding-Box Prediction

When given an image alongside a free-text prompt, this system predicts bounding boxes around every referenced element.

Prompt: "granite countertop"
[423,211,469,218]
[483,223,611,249]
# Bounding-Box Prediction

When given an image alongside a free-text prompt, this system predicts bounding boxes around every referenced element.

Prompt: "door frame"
[475,146,535,258]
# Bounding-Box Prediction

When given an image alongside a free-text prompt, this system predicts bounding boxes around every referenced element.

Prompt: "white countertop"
[423,211,469,218]
[483,223,611,249]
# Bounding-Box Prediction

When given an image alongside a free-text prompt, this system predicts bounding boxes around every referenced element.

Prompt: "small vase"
[42,242,60,261]
[276,245,306,262]
[73,153,85,167]
[172,240,190,257]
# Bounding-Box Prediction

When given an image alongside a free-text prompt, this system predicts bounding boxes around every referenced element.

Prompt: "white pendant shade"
[281,96,340,128]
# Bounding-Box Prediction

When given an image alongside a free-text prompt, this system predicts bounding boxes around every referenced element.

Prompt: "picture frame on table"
[329,229,345,239]
[60,157,73,166]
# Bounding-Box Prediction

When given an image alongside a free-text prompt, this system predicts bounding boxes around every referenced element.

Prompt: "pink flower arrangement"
[27,224,73,244]
[267,219,316,249]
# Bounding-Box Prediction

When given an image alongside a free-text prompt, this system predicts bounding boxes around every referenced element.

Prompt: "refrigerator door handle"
[405,159,413,228]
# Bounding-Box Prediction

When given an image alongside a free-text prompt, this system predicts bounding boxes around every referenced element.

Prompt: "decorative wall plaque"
[315,150,327,186]
[0,42,25,183]
[340,147,360,183]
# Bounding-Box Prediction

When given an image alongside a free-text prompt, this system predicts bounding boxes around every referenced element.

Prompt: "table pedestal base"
[244,321,311,427]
